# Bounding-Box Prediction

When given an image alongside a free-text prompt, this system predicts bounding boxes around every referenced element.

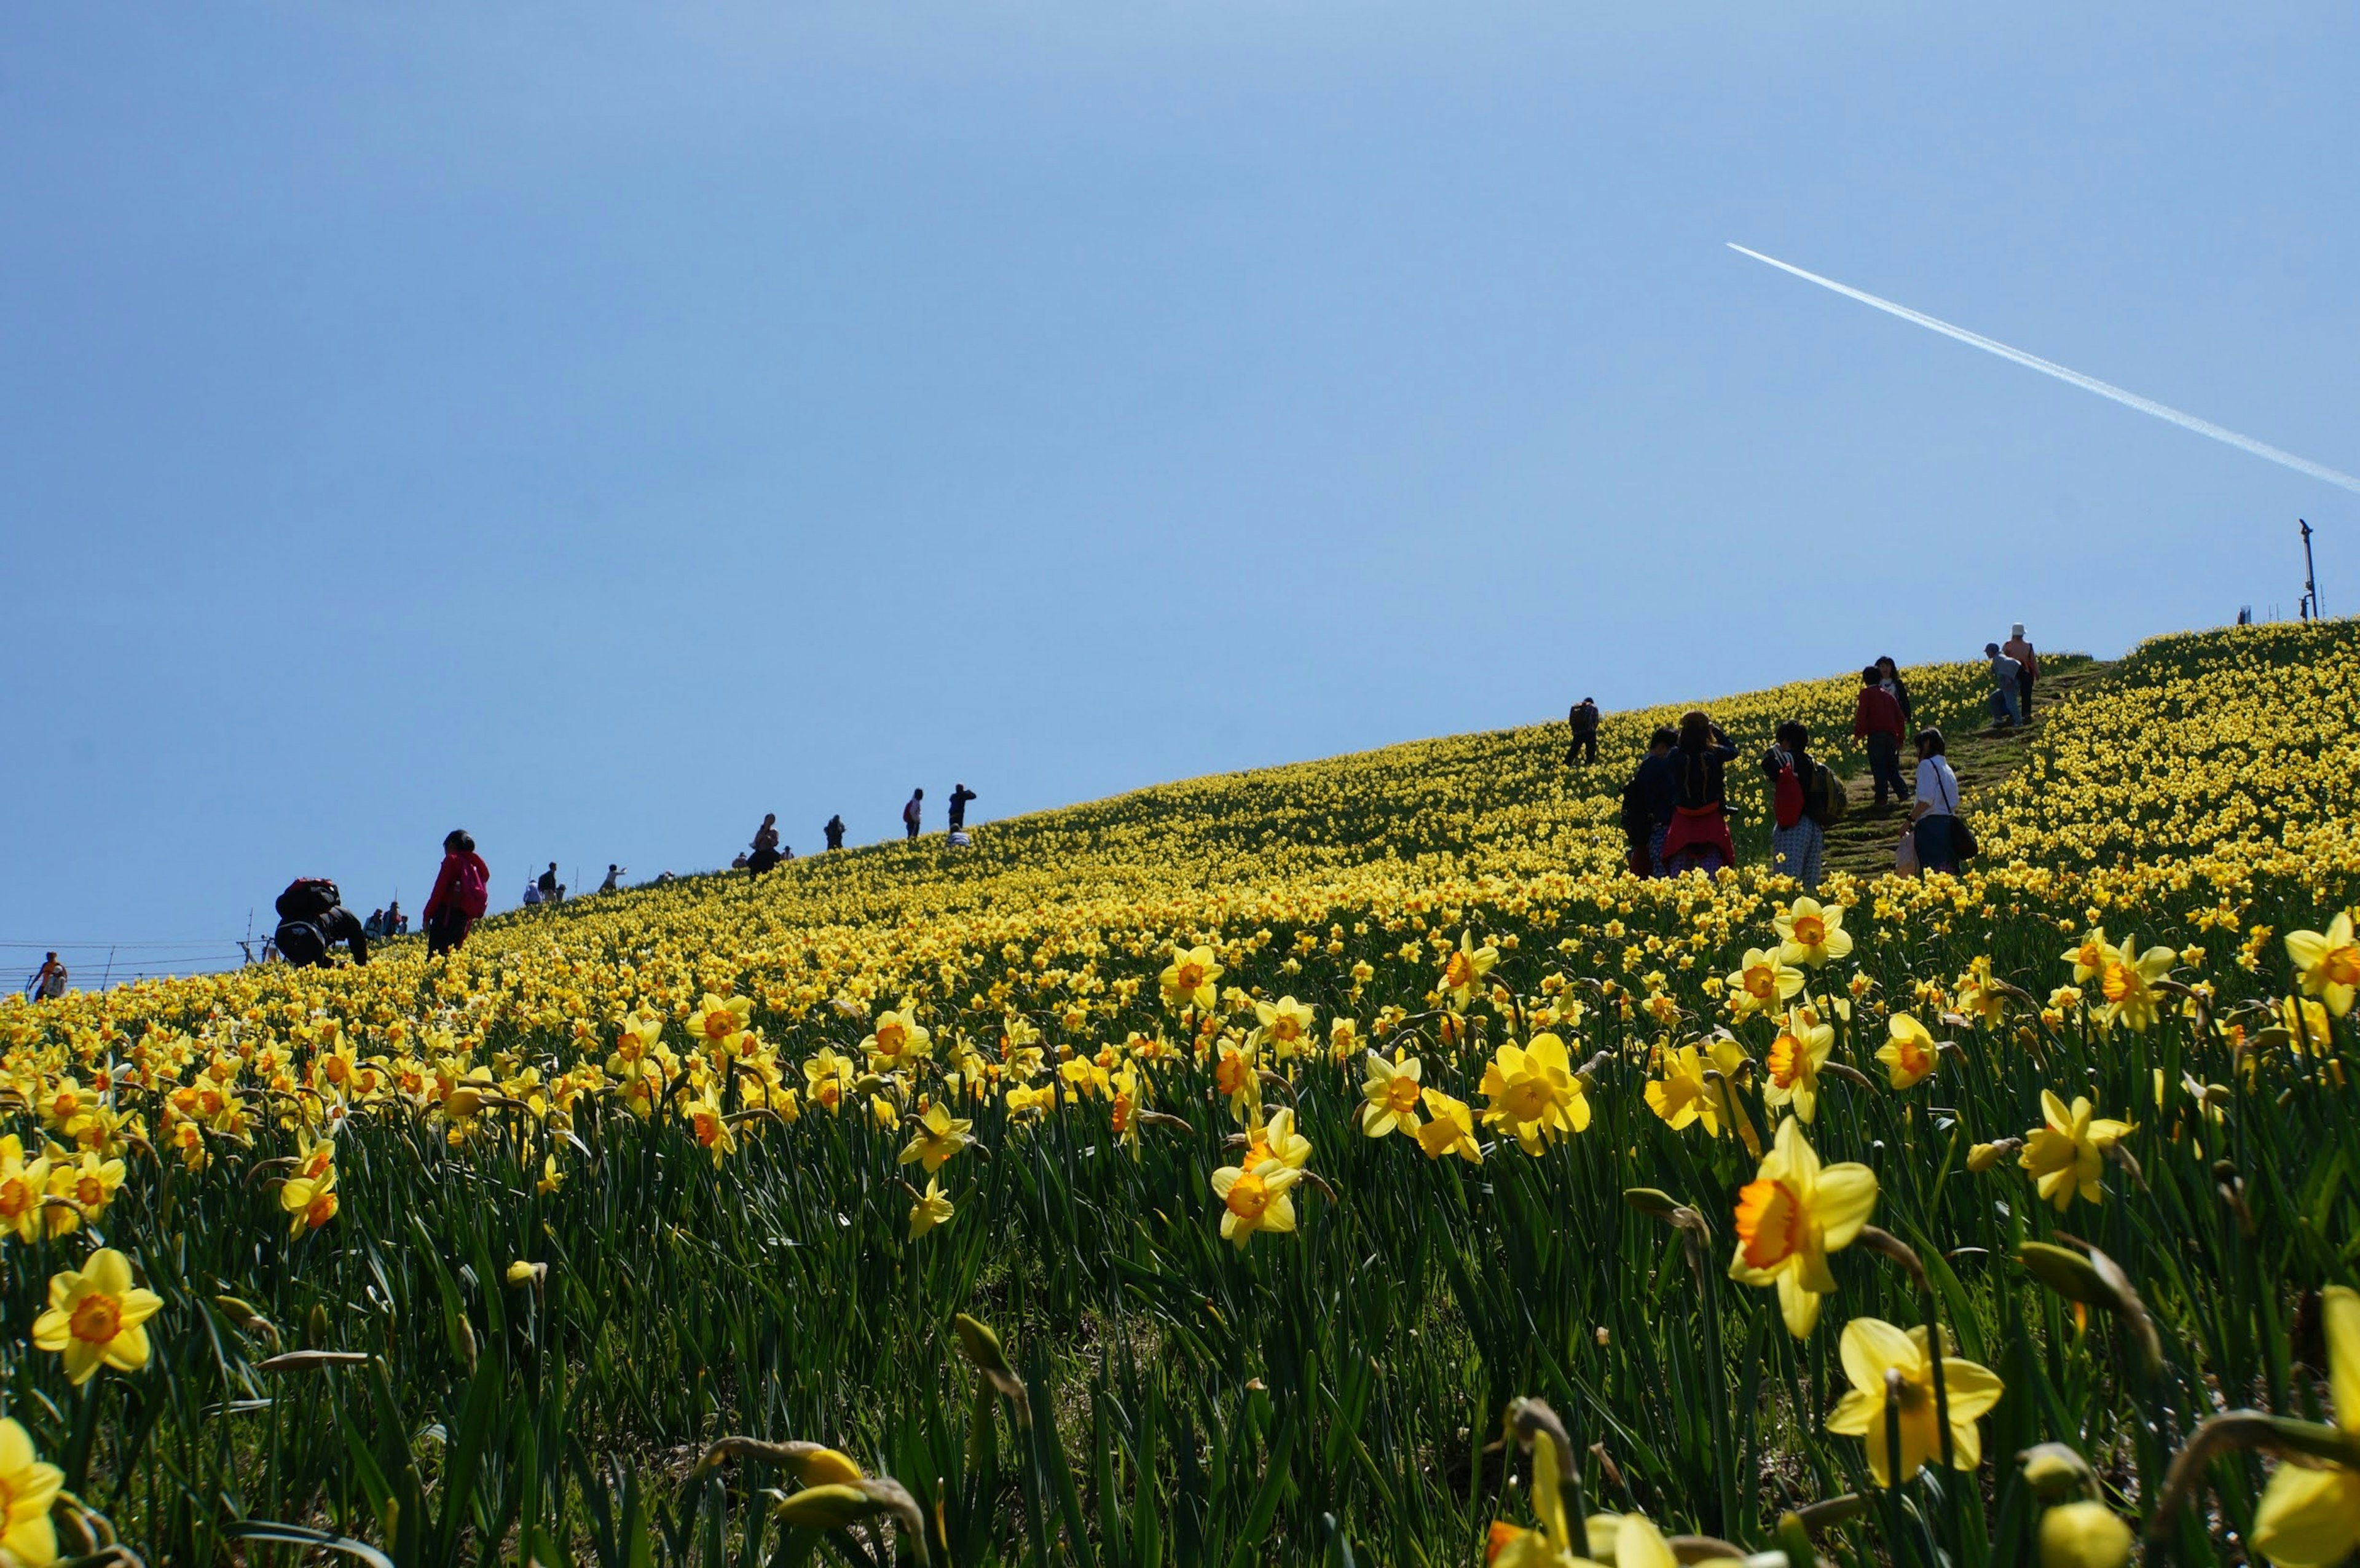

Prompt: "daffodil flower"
[1726,947,1805,1020]
[1763,1009,1835,1124]
[899,1102,975,1172]
[1359,1049,1424,1138]
[0,1418,62,1568]
[1253,996,1316,1059]
[1877,1014,1939,1089]
[2062,927,2113,984]
[2020,1091,2132,1212]
[280,1164,339,1238]
[1210,1157,1300,1248]
[0,1137,54,1246]
[2287,912,2360,1017]
[1774,898,1854,970]
[1160,946,1224,1011]
[1415,1089,1482,1164]
[1824,1316,2004,1484]
[1442,931,1499,1010]
[2252,1285,2360,1567]
[1643,1043,1725,1136]
[1481,1033,1590,1153]
[1728,1118,1878,1337]
[908,1176,954,1239]
[32,1248,164,1385]
[2093,939,2176,1032]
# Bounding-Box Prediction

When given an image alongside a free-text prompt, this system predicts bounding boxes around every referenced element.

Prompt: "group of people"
[362,903,408,938]
[902,783,978,843]
[1986,624,2039,727]
[738,785,981,877]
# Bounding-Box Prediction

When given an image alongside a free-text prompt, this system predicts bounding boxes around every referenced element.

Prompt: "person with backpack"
[364,908,387,939]
[1762,721,1842,890]
[902,788,924,841]
[2002,624,2039,717]
[1565,699,1600,766]
[1852,667,1910,809]
[1983,643,2024,727]
[948,783,978,832]
[1659,711,1738,876]
[29,953,68,1000]
[273,877,369,968]
[423,830,490,956]
[385,901,405,935]
[824,815,846,852]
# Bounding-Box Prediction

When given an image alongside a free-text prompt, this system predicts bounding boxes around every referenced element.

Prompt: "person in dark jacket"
[423,831,490,956]
[274,877,369,968]
[948,783,978,832]
[1566,699,1600,766]
[824,815,846,852]
[1659,711,1738,875]
[902,789,924,840]
[749,814,783,877]
[1875,656,1914,732]
[1620,727,1678,875]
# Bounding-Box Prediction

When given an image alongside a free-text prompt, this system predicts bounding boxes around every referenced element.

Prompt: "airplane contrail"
[1728,242,2360,496]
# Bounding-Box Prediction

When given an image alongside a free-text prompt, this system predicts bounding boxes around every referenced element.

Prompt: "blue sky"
[4,2,2354,976]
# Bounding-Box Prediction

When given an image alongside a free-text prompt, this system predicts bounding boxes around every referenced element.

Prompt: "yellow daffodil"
[1240,1107,1313,1170]
[899,1102,975,1172]
[2287,912,2360,1017]
[1253,995,1316,1059]
[1876,1014,1938,1089]
[1728,1118,1877,1337]
[1726,947,1804,1020]
[0,1137,53,1246]
[1415,1089,1482,1164]
[0,1418,62,1568]
[1774,898,1854,969]
[537,1153,564,1194]
[33,1247,163,1384]
[868,1094,900,1131]
[2093,939,2175,1032]
[1442,931,1499,1009]
[1955,956,2008,1029]
[2039,1502,2133,1568]
[1825,1317,2004,1484]
[2283,993,2337,1054]
[2063,927,2113,983]
[1763,1009,1835,1124]
[1643,1043,1725,1136]
[1479,1033,1590,1154]
[2251,1285,2360,1567]
[280,1164,339,1238]
[2020,1092,2132,1212]
[1359,1049,1423,1137]
[1213,1040,1261,1121]
[1209,1157,1300,1248]
[686,1094,737,1166]
[862,1004,932,1071]
[684,993,753,1054]
[908,1176,954,1239]
[1160,946,1223,1011]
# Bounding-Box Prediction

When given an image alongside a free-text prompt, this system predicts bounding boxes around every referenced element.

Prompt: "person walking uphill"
[1852,667,1909,809]
[2002,624,2039,718]
[1566,699,1600,766]
[1620,727,1678,876]
[824,815,846,852]
[1984,643,2024,727]
[902,789,924,841]
[423,831,490,957]
[273,877,368,968]
[1912,729,1966,876]
[1763,721,1839,890]
[948,783,978,833]
[1659,711,1737,876]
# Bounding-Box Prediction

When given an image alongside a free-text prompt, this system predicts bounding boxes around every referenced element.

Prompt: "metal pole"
[2300,519,2321,621]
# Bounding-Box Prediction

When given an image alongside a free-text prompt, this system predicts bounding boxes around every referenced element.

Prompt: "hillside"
[4,617,2360,1566]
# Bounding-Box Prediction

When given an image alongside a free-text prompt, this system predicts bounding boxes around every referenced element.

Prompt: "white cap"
[2011,623,2024,637]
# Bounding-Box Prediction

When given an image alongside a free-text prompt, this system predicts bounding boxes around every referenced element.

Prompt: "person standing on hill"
[824,815,846,851]
[423,831,490,956]
[538,863,564,903]
[2003,624,2039,717]
[1984,643,2024,727]
[1762,721,1828,890]
[1852,667,1909,809]
[1911,728,1965,876]
[1875,656,1914,733]
[599,864,623,894]
[1565,698,1600,766]
[1621,727,1677,876]
[948,783,978,833]
[1659,711,1737,876]
[30,953,68,1000]
[385,900,405,935]
[902,788,924,841]
[749,813,783,877]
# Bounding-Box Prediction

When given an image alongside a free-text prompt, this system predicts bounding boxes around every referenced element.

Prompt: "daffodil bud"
[504,1260,546,1287]
[2037,1501,2132,1568]
[772,1483,879,1530]
[2017,1241,2109,1306]
[2018,1443,2098,1499]
[1967,1139,2020,1173]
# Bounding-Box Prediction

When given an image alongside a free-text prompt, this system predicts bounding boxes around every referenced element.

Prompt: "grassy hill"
[5,618,2360,1566]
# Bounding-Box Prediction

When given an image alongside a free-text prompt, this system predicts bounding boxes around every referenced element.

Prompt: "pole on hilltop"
[2300,519,2321,621]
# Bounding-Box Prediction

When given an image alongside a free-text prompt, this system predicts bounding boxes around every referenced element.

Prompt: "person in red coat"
[422,830,490,956]
[1851,667,1909,808]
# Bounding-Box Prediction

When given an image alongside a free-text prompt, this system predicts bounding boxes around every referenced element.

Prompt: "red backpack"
[1773,757,1806,830]
[452,856,489,919]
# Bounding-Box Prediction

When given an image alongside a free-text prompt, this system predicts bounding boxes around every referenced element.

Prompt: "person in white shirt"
[1911,727,1964,876]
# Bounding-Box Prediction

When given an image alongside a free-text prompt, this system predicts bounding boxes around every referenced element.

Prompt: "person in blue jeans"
[1911,728,1964,875]
[1983,643,2023,727]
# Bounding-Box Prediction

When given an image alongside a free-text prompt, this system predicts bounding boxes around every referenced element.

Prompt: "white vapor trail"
[1728,242,2360,496]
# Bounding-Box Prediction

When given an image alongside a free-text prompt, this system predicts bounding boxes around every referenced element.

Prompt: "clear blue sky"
[5,3,2355,977]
